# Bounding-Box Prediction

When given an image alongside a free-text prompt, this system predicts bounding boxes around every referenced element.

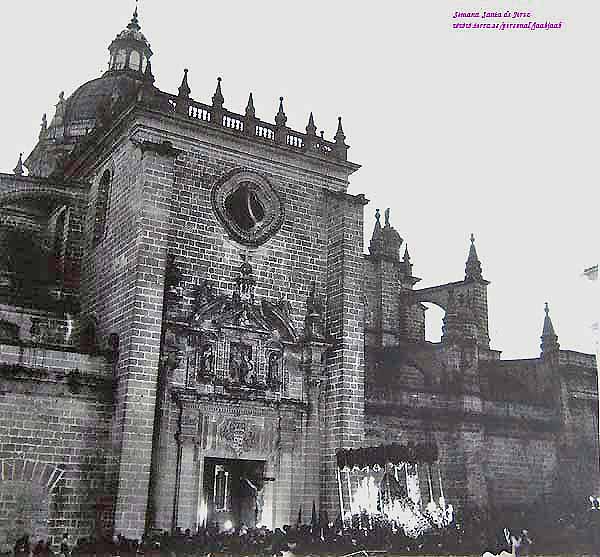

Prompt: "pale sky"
[0,1,597,359]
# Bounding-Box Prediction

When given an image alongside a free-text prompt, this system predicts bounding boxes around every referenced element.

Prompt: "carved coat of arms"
[218,419,257,456]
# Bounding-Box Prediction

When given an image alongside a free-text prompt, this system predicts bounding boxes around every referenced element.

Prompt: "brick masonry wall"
[322,191,365,517]
[78,135,175,538]
[483,434,557,508]
[364,411,561,513]
[0,380,116,544]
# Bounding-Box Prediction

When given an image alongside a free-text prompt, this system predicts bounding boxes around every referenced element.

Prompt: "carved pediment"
[189,260,298,342]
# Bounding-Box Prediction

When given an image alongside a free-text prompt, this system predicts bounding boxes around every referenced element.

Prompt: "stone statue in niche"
[305,281,326,341]
[198,343,214,378]
[240,346,255,385]
[266,351,281,388]
[229,342,255,386]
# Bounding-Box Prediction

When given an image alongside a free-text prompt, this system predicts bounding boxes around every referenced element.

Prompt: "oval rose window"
[212,170,284,246]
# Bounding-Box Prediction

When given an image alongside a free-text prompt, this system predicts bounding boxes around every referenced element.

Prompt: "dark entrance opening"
[202,458,265,531]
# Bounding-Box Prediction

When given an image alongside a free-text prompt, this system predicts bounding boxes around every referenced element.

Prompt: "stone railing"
[159,92,347,161]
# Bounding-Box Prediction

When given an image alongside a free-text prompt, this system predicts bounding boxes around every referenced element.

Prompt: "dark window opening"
[93,170,111,246]
[50,207,68,283]
[224,183,265,232]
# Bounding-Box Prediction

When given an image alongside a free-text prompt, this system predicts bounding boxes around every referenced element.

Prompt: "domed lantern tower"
[24,7,155,177]
[107,6,152,74]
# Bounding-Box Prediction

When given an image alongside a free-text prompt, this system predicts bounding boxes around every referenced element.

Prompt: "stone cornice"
[325,189,369,206]
[171,386,307,413]
[0,363,114,400]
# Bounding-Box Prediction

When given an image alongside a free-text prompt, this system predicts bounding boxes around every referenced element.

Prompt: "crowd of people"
[4,496,600,557]
[7,523,460,557]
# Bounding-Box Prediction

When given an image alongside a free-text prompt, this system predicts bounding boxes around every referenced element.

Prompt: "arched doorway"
[0,459,64,550]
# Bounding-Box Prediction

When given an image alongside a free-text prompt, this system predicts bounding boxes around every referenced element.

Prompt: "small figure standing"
[198,344,214,375]
[482,527,532,557]
[267,352,280,387]
[588,496,600,557]
[240,346,255,385]
[59,534,70,557]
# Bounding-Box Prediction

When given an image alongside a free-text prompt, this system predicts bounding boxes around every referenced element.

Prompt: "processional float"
[335,442,453,538]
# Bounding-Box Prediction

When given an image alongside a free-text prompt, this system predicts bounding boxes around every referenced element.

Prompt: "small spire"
[275,97,287,127]
[542,302,556,336]
[369,209,384,256]
[384,208,390,227]
[128,1,141,31]
[333,116,348,160]
[334,116,346,143]
[143,58,155,83]
[401,244,414,276]
[212,77,224,108]
[178,68,191,99]
[541,302,560,354]
[306,112,316,136]
[13,153,24,176]
[465,233,483,282]
[245,92,255,118]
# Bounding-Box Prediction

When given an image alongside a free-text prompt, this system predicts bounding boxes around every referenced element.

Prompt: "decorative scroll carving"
[191,280,216,316]
[169,258,302,394]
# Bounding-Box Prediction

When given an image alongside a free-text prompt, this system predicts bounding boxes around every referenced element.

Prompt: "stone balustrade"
[158,91,347,161]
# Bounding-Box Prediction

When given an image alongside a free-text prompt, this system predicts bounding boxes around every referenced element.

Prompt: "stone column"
[301,340,328,521]
[175,405,198,531]
[276,416,296,528]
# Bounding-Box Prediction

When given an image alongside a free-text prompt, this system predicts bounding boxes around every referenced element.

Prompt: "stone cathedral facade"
[0,9,597,545]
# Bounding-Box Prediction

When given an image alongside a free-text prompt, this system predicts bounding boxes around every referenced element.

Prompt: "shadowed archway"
[0,458,65,549]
